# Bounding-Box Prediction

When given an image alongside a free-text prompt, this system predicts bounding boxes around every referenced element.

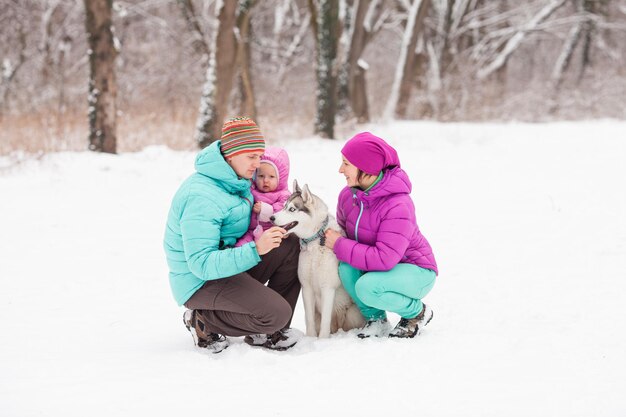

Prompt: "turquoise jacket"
[164,141,261,305]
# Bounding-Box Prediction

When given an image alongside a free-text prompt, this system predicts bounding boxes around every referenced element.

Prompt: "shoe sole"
[357,320,391,339]
[204,341,229,354]
[262,341,297,351]
[244,335,267,347]
[357,333,386,339]
[244,339,297,351]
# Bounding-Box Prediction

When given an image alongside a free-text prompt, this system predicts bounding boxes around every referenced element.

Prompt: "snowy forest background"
[1,0,625,155]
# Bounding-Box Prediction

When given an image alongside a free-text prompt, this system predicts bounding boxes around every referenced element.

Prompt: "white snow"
[1,120,625,416]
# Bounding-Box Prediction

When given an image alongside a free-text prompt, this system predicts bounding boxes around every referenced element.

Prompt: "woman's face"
[339,156,360,187]
[227,152,263,179]
[255,162,279,192]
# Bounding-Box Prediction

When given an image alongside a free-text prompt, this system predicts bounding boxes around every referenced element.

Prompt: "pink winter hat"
[341,132,401,175]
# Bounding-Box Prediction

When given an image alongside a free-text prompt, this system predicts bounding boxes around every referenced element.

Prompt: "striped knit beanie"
[220,117,265,158]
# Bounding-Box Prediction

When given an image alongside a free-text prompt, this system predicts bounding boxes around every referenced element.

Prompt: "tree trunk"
[383,0,425,120]
[84,0,117,154]
[336,2,353,119]
[57,35,71,138]
[413,39,433,118]
[237,0,257,120]
[0,22,27,119]
[342,0,385,123]
[195,0,238,148]
[396,0,430,119]
[314,0,340,139]
[41,1,60,84]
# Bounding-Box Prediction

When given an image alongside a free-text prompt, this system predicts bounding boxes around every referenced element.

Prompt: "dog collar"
[300,216,329,248]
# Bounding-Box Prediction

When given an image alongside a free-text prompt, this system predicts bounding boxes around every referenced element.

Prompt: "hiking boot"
[244,328,303,351]
[388,304,433,338]
[243,333,268,347]
[183,310,230,353]
[357,318,391,339]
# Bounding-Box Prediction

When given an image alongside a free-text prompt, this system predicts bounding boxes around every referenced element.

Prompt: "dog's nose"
[270,216,275,222]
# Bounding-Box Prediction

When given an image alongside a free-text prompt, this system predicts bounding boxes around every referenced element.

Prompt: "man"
[164,117,301,353]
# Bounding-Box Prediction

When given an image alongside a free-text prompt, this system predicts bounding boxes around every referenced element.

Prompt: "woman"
[163,117,302,352]
[324,132,438,338]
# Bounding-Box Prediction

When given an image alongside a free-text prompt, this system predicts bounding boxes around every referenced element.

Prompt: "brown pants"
[184,235,301,337]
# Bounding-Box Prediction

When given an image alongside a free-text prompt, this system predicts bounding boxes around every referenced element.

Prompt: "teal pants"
[339,262,436,320]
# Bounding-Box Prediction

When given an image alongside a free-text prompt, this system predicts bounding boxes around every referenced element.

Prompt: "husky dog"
[271,180,365,338]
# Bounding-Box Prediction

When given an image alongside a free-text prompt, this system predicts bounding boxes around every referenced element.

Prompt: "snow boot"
[357,317,391,339]
[245,328,303,351]
[388,304,433,338]
[183,310,229,353]
[243,333,268,347]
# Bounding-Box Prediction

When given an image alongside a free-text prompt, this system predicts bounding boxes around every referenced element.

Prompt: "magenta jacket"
[236,147,291,246]
[333,167,438,274]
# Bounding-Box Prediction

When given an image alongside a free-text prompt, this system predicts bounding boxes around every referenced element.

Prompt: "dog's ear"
[293,179,301,194]
[302,184,312,202]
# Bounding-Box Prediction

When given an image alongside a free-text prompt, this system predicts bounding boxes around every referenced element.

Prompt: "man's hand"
[255,226,287,255]
[324,229,342,250]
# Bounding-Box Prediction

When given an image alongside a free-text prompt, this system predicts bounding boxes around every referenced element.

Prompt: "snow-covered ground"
[1,121,625,417]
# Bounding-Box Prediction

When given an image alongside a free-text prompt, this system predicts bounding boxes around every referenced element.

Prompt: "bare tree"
[339,0,388,122]
[383,0,429,120]
[477,0,567,80]
[275,4,312,82]
[312,0,341,138]
[0,22,27,118]
[84,0,118,153]
[195,0,238,148]
[395,0,430,118]
[236,0,257,119]
[177,0,211,59]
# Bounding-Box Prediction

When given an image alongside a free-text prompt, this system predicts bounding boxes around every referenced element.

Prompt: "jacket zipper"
[354,200,364,243]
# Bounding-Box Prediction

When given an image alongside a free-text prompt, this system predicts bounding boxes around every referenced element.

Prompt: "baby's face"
[255,163,279,192]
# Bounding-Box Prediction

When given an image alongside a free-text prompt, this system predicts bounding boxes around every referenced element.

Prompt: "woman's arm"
[333,202,412,271]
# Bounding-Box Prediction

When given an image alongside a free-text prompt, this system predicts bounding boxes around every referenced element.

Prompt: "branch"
[477,0,566,79]
[277,14,311,81]
[177,0,210,57]
[551,22,582,86]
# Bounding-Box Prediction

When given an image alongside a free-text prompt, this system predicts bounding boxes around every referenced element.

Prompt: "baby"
[236,146,291,246]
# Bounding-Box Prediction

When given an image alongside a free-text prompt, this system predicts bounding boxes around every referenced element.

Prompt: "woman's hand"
[324,229,342,250]
[253,202,262,214]
[255,226,287,255]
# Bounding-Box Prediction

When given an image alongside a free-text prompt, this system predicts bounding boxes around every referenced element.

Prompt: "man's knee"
[255,297,292,333]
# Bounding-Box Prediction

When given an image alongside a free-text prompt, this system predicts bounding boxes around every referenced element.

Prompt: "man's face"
[227,152,263,179]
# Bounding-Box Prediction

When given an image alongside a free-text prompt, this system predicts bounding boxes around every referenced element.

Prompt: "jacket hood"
[255,146,290,192]
[194,141,252,194]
